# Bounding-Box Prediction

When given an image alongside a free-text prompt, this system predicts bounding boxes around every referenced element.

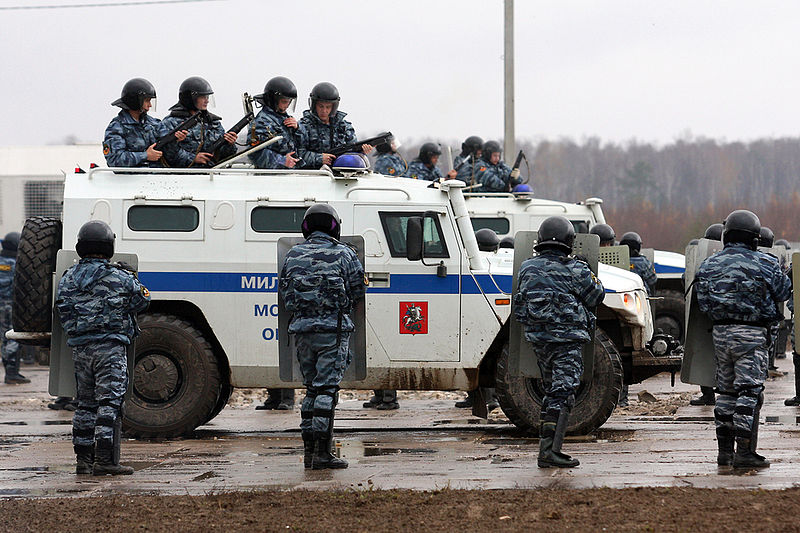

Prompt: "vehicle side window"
[571,220,590,234]
[251,207,305,233]
[127,206,199,232]
[471,217,510,235]
[379,211,449,258]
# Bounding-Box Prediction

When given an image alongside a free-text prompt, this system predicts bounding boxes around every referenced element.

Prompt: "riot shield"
[641,248,655,267]
[598,245,630,271]
[794,253,800,351]
[509,231,599,379]
[680,238,722,386]
[49,251,138,398]
[277,236,367,382]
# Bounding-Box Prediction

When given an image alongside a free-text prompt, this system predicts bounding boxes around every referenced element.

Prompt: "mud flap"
[680,238,722,387]
[48,251,138,398]
[509,231,599,379]
[277,236,367,382]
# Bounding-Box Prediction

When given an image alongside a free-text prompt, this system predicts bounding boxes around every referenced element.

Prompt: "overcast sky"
[1,0,799,147]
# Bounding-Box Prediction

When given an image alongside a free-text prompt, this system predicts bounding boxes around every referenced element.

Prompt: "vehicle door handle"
[367,272,390,288]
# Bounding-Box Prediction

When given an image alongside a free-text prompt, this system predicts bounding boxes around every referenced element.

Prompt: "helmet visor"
[276,96,296,114]
[144,96,156,113]
[194,93,215,111]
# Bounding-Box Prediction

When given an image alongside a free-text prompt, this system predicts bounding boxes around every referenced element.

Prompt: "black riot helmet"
[775,239,791,249]
[589,223,616,246]
[419,142,441,165]
[475,229,500,252]
[620,231,643,256]
[1,232,20,256]
[461,135,484,157]
[112,78,156,112]
[177,76,214,111]
[482,140,501,162]
[723,209,761,249]
[376,134,396,155]
[309,82,340,117]
[301,203,341,240]
[499,236,515,249]
[534,216,575,253]
[259,76,297,113]
[759,226,774,248]
[76,220,115,259]
[703,223,724,241]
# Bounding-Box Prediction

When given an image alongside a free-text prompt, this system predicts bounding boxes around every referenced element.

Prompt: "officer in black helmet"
[373,135,407,177]
[103,78,186,168]
[405,143,457,181]
[620,232,657,296]
[1,232,28,385]
[514,216,604,468]
[473,141,522,192]
[775,239,791,249]
[250,76,301,169]
[499,236,515,249]
[589,224,616,247]
[297,82,373,169]
[454,135,483,184]
[160,77,238,168]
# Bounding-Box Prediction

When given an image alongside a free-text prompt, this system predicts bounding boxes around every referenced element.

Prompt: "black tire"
[653,289,685,342]
[12,217,62,337]
[124,313,223,439]
[495,329,623,435]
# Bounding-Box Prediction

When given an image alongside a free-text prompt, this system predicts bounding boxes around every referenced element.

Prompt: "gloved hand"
[114,261,138,277]
[510,168,520,180]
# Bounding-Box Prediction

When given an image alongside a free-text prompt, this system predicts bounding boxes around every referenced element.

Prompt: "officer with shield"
[55,221,150,475]
[278,204,366,469]
[514,216,605,468]
[694,210,791,468]
[589,224,616,247]
[620,232,657,296]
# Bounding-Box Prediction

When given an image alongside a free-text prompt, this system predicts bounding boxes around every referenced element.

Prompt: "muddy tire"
[495,329,623,436]
[12,217,62,339]
[124,313,223,439]
[653,289,685,342]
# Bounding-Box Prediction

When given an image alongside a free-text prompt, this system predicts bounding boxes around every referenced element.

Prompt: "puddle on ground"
[42,420,73,425]
[482,429,635,445]
[125,461,160,471]
[192,471,219,481]
[675,416,715,422]
[432,419,488,426]
[765,416,800,424]
[0,466,48,472]
[334,440,437,458]
[0,421,27,426]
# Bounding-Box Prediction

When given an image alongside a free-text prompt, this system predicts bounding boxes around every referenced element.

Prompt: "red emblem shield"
[399,301,428,335]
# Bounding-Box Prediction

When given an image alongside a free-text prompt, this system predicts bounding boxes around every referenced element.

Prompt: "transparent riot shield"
[509,231,600,379]
[49,251,138,398]
[680,238,723,386]
[277,236,367,382]
[598,245,630,271]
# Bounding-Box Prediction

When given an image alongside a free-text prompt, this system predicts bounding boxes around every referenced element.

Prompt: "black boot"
[93,444,134,475]
[276,389,295,411]
[256,389,281,410]
[312,437,348,470]
[485,388,500,411]
[690,386,715,406]
[302,433,314,469]
[715,428,734,466]
[733,437,769,469]
[455,390,475,408]
[785,353,800,406]
[74,444,94,475]
[538,407,579,468]
[363,390,381,408]
[3,357,30,385]
[376,389,399,410]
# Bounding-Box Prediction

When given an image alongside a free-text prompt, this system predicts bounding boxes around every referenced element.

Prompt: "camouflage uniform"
[695,243,791,445]
[103,110,162,168]
[473,157,520,192]
[55,259,150,453]
[297,110,356,169]
[278,231,365,439]
[0,255,20,372]
[629,255,657,295]
[249,107,300,169]
[514,249,605,415]
[454,155,477,185]
[374,153,407,177]
[159,107,236,168]
[404,160,442,181]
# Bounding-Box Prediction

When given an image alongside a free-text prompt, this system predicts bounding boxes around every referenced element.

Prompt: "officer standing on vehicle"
[160,77,237,168]
[373,135,407,177]
[55,221,151,475]
[1,232,28,385]
[514,216,604,468]
[453,135,483,184]
[694,210,791,469]
[620,232,657,296]
[279,204,366,469]
[405,143,457,181]
[297,82,372,169]
[589,224,616,247]
[250,76,300,169]
[103,78,182,168]
[473,141,522,192]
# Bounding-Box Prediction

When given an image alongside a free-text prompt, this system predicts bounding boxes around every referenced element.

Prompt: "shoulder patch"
[478,166,486,171]
[103,143,111,155]
[0,264,10,272]
[388,168,395,175]
[141,287,150,298]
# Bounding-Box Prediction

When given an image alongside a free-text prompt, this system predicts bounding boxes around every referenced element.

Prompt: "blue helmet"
[332,153,368,170]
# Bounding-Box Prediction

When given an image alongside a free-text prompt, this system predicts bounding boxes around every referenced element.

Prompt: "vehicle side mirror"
[406,216,423,261]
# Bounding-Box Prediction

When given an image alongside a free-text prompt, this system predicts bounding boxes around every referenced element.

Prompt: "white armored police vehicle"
[9,162,680,439]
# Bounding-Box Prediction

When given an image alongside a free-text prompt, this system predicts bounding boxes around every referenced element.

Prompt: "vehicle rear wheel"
[12,217,62,341]
[653,289,685,342]
[495,328,623,436]
[123,313,224,439]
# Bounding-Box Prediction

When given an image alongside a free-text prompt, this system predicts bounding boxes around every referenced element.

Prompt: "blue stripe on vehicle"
[654,264,685,274]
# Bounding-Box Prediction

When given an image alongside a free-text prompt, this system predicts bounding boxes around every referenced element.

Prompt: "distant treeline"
[397,136,800,253]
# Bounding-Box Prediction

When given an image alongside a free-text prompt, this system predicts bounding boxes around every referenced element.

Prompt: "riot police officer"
[373,135,407,177]
[0,232,27,384]
[758,226,787,378]
[405,143,456,181]
[297,82,372,169]
[694,210,791,468]
[514,216,605,468]
[589,224,616,247]
[250,76,300,169]
[278,204,366,469]
[55,221,151,475]
[453,135,483,184]
[620,232,657,296]
[473,141,522,192]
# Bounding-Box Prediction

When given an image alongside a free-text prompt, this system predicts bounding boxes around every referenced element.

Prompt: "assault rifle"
[511,149,525,171]
[329,131,393,157]
[153,111,205,151]
[204,111,254,157]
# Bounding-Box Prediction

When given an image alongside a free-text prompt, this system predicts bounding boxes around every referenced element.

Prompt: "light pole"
[504,0,515,163]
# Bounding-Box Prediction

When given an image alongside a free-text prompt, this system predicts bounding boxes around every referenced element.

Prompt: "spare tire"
[12,217,62,339]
